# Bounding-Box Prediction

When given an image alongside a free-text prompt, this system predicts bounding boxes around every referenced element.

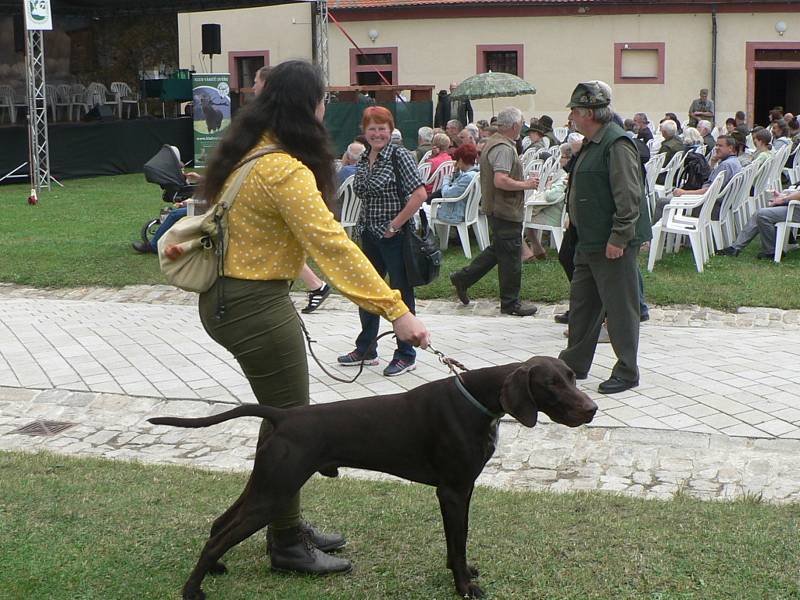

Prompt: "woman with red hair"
[434,142,479,223]
[337,106,427,377]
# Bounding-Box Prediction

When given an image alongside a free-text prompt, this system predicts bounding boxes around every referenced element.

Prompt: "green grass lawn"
[1,175,798,309]
[2,451,798,600]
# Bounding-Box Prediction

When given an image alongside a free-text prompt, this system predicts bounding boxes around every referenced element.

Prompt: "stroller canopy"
[143,145,187,188]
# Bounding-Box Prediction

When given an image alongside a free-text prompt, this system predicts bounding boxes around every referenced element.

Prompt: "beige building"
[178,0,800,127]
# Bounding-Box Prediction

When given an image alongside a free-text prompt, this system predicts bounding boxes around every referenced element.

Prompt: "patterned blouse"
[222,134,408,322]
[354,143,424,239]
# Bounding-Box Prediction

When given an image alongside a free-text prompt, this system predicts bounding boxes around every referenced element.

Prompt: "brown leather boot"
[268,526,352,575]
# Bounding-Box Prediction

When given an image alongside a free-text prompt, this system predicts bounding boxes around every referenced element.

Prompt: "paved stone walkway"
[1,284,799,503]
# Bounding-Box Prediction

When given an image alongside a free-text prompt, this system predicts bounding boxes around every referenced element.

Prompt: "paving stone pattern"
[1,284,799,503]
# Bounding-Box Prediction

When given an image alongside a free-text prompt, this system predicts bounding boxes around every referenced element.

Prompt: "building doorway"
[747,42,800,127]
[754,69,800,126]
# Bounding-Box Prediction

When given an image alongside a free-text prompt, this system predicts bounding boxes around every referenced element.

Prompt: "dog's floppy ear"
[499,365,538,427]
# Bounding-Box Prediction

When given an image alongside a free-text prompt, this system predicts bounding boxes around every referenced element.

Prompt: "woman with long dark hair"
[336,106,428,377]
[199,60,430,575]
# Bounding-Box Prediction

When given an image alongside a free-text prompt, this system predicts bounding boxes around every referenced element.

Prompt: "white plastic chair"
[644,153,667,222]
[86,82,117,115]
[553,127,569,143]
[710,166,754,250]
[648,172,726,273]
[774,200,800,262]
[767,145,791,194]
[748,156,774,215]
[430,176,487,259]
[653,150,685,200]
[0,85,17,124]
[426,160,455,193]
[417,161,432,183]
[69,84,88,120]
[523,192,566,251]
[419,149,433,163]
[783,148,800,186]
[110,81,140,118]
[337,176,361,238]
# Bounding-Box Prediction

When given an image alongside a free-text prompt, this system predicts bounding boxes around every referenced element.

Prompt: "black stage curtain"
[0,117,193,183]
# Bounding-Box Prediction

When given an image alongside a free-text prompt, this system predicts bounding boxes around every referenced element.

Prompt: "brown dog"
[150,356,597,599]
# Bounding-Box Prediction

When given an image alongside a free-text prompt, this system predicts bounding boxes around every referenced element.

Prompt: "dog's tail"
[148,404,281,429]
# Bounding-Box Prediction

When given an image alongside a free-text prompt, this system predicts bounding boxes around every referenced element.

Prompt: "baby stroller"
[140,145,198,243]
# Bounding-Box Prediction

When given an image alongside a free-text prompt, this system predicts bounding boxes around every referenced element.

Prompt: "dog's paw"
[209,561,228,575]
[467,563,480,578]
[463,582,484,598]
[182,587,206,600]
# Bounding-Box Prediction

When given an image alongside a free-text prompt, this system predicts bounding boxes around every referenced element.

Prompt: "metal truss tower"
[25,29,51,192]
[315,0,330,85]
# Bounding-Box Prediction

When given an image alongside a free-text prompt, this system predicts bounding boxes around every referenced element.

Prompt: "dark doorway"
[754,69,800,126]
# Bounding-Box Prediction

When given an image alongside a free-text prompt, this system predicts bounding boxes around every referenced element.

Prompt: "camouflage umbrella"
[450,71,536,116]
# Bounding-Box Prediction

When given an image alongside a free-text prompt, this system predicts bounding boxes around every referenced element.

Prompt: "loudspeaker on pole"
[201,24,221,56]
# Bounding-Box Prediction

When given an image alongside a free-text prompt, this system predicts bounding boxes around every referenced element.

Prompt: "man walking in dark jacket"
[558,81,652,394]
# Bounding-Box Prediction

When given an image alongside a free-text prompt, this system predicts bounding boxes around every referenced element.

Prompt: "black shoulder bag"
[391,148,442,287]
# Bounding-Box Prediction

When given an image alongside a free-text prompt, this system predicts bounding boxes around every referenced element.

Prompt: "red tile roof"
[330,0,789,9]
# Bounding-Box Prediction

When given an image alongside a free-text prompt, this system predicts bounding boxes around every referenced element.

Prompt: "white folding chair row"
[553,126,569,144]
[337,176,361,238]
[430,176,488,259]
[783,148,800,186]
[774,199,800,263]
[711,164,757,251]
[648,172,726,273]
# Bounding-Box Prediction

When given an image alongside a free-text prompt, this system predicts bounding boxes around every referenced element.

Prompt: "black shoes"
[268,525,351,575]
[132,241,155,254]
[299,520,346,552]
[716,246,740,257]
[501,302,538,317]
[598,376,639,395]
[554,311,570,324]
[302,283,331,314]
[450,273,470,305]
[640,313,650,323]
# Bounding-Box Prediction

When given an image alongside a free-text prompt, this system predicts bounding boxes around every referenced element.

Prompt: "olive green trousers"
[199,277,308,530]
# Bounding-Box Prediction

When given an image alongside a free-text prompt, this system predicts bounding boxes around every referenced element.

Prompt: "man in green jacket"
[558,81,652,394]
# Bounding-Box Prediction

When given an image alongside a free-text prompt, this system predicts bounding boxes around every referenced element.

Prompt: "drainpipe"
[711,4,718,120]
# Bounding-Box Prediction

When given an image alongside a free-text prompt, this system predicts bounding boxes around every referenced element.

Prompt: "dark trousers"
[199,278,306,530]
[356,231,416,362]
[559,226,649,317]
[454,216,522,310]
[558,246,641,382]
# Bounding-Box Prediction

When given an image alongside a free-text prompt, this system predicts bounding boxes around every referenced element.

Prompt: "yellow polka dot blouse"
[223,135,408,322]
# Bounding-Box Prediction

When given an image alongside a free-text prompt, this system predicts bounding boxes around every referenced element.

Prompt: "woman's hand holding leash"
[393,312,430,349]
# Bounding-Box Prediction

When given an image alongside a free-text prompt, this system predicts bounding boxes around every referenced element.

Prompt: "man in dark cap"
[537,114,560,148]
[558,81,651,394]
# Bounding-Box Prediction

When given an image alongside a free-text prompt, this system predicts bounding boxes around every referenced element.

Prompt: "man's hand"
[525,175,540,190]
[606,243,624,259]
[673,188,685,197]
[185,171,204,183]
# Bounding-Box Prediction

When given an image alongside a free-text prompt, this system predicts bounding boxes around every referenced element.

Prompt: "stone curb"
[1,283,799,330]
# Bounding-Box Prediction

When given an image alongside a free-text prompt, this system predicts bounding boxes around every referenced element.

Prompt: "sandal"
[301,283,331,314]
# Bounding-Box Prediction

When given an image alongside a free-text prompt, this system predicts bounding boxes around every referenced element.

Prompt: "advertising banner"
[24,0,53,30]
[191,73,231,168]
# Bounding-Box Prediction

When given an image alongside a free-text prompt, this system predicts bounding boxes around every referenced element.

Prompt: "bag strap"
[217,145,281,212]
[213,145,282,320]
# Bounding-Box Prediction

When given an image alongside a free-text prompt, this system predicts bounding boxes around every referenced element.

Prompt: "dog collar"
[454,376,504,419]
